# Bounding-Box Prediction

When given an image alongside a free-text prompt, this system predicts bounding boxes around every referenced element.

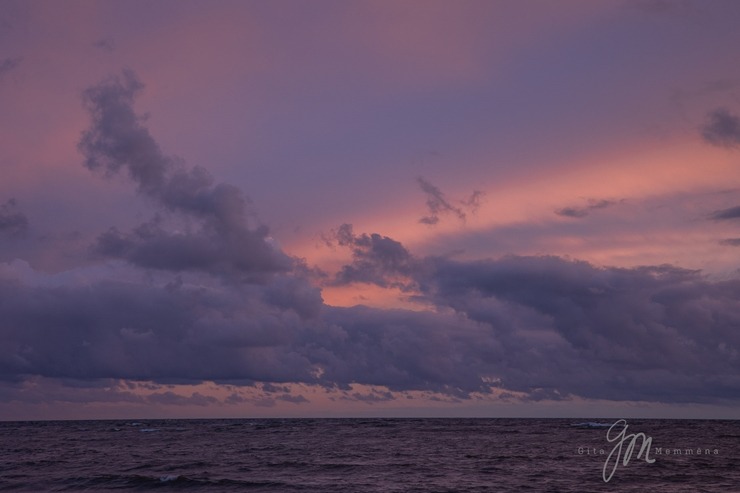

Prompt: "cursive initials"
[602,419,655,482]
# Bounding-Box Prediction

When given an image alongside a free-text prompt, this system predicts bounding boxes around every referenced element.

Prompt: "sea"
[0,418,738,492]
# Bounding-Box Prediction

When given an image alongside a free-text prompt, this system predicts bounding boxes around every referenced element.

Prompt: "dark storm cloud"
[3,244,740,404]
[417,177,482,225]
[0,277,320,384]
[701,107,740,148]
[0,199,28,236]
[418,255,740,402]
[324,228,740,403]
[78,71,291,278]
[93,38,115,52]
[309,305,504,396]
[719,238,740,246]
[555,198,618,218]
[93,219,286,281]
[709,205,740,220]
[262,275,324,319]
[0,57,21,78]
[328,223,416,289]
[0,257,502,398]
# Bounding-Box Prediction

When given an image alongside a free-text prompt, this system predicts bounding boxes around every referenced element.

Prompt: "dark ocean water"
[0,418,738,492]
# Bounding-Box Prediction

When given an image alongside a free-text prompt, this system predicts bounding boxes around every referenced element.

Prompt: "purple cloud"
[0,57,21,78]
[3,70,740,410]
[701,108,740,148]
[417,177,482,226]
[555,198,619,218]
[709,205,740,220]
[0,199,28,236]
[78,71,292,280]
[328,223,416,289]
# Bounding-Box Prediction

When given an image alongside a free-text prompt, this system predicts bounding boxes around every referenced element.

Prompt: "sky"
[1,0,740,420]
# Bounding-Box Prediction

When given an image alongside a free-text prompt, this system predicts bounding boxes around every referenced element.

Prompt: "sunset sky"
[2,0,740,420]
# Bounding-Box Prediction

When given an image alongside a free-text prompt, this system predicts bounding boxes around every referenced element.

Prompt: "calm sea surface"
[0,418,738,492]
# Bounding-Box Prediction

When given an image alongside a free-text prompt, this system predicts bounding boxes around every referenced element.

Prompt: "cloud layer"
[4,228,740,404]
[1,67,740,413]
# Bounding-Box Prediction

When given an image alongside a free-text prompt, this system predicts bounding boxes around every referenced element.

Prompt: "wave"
[60,473,300,490]
[569,422,613,428]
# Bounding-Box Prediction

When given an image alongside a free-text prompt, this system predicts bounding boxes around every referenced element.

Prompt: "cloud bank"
[2,71,740,410]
